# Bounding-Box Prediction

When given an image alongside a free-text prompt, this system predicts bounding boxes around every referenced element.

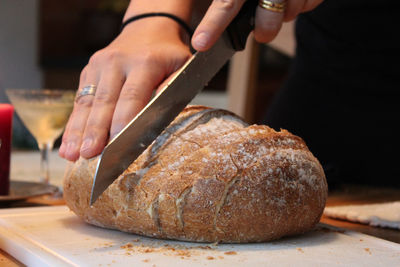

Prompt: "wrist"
[123,0,193,24]
[119,16,185,43]
[121,13,193,38]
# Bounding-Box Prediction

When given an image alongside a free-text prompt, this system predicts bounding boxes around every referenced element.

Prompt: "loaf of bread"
[63,106,327,243]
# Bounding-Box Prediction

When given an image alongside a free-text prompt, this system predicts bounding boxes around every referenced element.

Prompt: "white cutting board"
[0,206,399,267]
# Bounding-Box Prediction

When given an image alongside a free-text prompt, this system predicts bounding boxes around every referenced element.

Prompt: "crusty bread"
[63,105,327,243]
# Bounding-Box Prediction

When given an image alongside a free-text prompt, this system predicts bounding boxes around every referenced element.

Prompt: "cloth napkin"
[324,201,400,230]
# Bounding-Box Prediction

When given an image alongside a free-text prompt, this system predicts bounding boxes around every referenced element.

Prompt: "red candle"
[0,103,13,195]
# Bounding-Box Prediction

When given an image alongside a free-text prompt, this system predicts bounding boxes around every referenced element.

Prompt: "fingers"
[192,0,324,50]
[60,64,162,160]
[192,0,246,51]
[109,68,160,140]
[192,0,285,50]
[59,66,100,161]
[79,67,125,159]
[155,69,180,96]
[254,1,286,43]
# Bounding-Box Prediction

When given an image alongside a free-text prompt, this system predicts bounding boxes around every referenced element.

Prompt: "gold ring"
[259,0,286,13]
[75,84,97,102]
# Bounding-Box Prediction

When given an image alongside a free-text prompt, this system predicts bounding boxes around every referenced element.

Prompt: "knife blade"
[90,0,257,205]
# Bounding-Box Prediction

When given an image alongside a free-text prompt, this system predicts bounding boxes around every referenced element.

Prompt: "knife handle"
[226,0,258,51]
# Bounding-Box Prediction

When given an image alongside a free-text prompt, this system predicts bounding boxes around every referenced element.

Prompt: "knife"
[90,0,257,205]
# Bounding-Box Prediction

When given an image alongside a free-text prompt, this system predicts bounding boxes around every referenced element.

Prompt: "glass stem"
[38,142,54,184]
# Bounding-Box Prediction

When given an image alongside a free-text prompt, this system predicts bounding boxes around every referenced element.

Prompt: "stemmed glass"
[6,89,75,185]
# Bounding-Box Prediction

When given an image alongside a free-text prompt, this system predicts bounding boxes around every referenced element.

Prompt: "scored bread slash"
[90,1,258,205]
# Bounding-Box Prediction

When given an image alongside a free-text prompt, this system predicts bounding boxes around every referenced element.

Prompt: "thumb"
[192,0,246,51]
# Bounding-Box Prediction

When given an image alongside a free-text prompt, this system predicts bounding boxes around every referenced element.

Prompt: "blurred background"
[0,0,293,150]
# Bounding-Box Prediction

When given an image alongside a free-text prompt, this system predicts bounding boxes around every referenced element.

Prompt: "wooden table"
[1,151,399,265]
[321,185,400,244]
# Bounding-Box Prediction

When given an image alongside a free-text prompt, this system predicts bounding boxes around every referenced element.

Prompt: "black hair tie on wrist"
[121,12,193,37]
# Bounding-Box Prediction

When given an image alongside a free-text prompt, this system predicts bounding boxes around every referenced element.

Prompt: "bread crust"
[63,106,327,243]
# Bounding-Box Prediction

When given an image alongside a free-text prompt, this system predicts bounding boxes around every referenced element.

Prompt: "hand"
[191,0,323,51]
[59,18,191,161]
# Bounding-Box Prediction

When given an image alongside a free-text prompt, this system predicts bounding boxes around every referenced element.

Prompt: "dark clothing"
[263,0,400,187]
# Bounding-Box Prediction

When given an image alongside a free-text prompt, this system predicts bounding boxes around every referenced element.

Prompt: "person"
[64,0,400,188]
[59,0,321,162]
[262,0,400,187]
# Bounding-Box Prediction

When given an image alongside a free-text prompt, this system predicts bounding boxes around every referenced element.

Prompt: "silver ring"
[76,84,97,102]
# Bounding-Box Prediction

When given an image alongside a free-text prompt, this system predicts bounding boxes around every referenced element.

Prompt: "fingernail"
[81,138,93,153]
[194,32,209,49]
[65,141,78,159]
[59,142,66,155]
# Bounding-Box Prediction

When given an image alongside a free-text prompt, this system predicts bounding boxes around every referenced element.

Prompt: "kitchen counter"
[1,151,399,266]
